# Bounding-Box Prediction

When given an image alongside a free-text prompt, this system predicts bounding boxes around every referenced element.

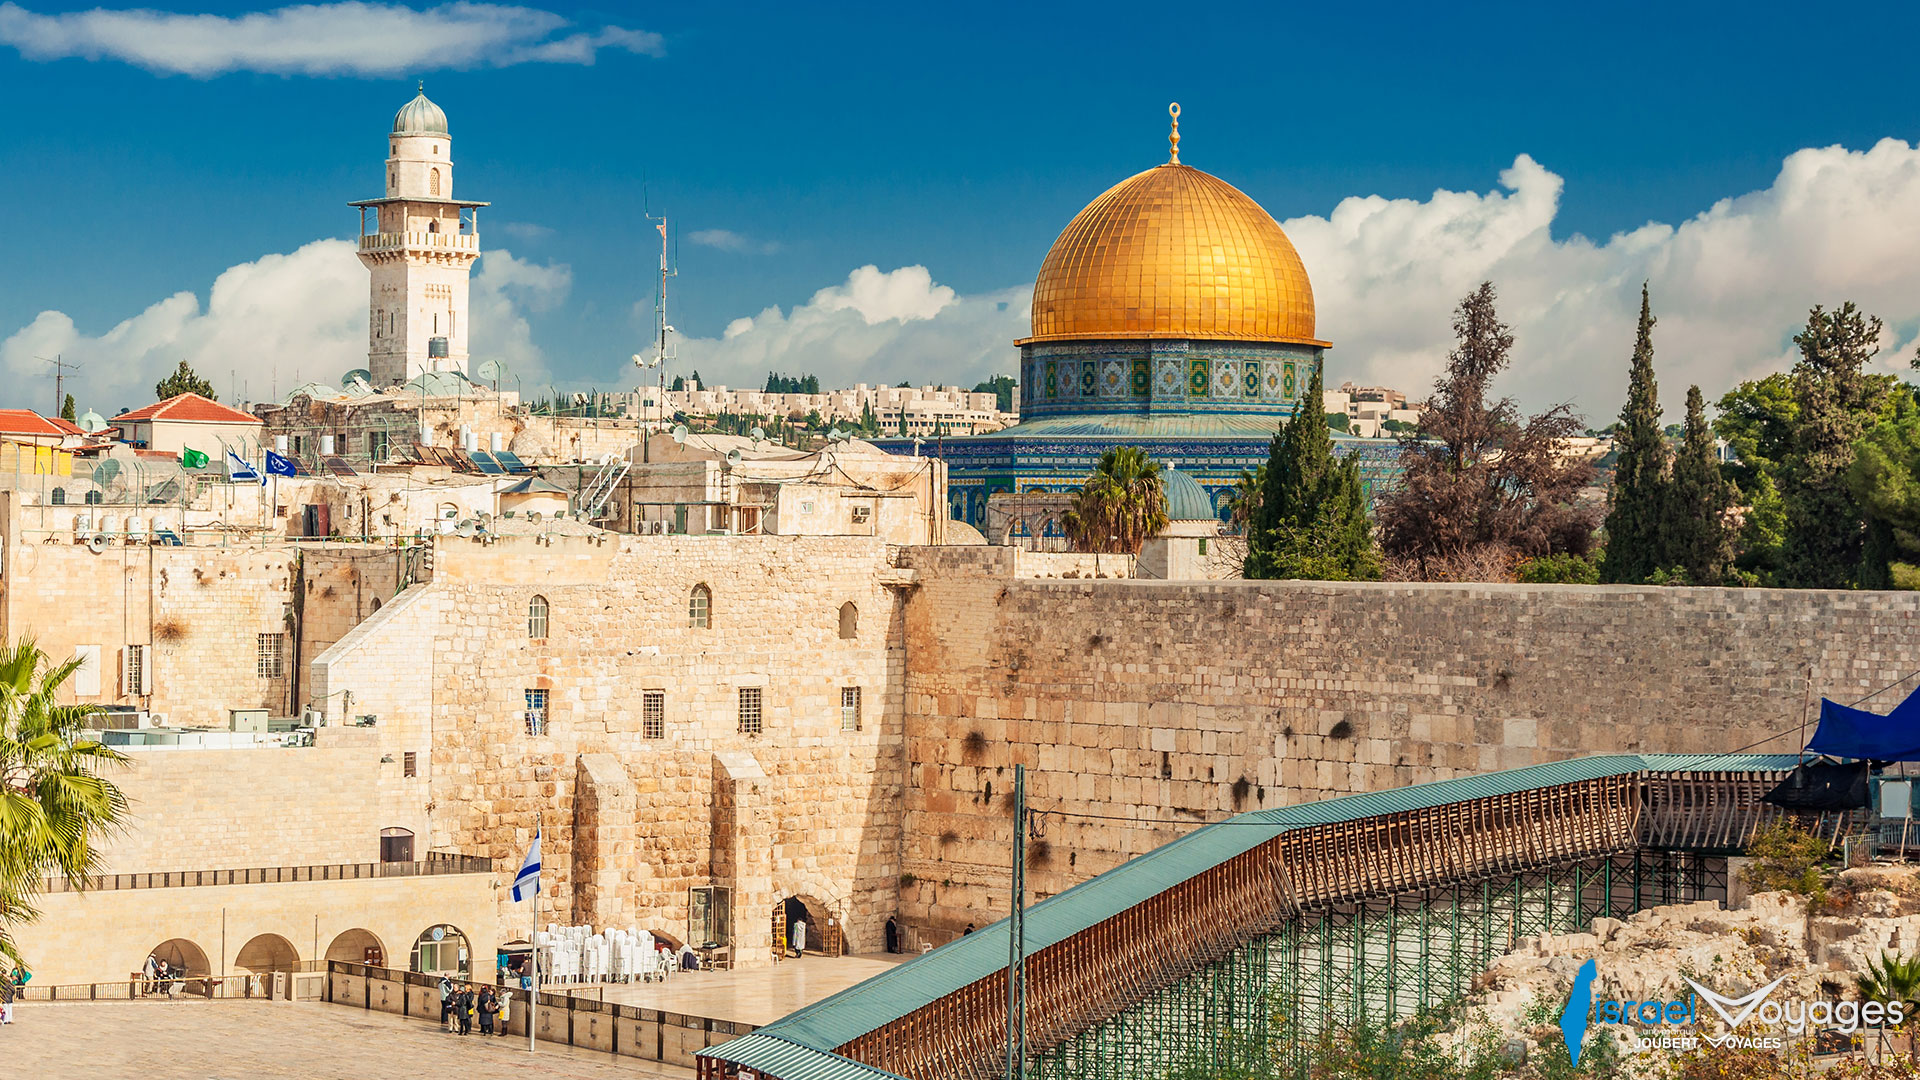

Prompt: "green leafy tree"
[0,638,128,969]
[1740,816,1830,905]
[1245,365,1380,581]
[1715,374,1799,583]
[154,359,216,401]
[669,375,685,392]
[1849,390,1920,589]
[59,395,74,422]
[1780,302,1886,589]
[1325,412,1351,433]
[859,402,879,436]
[1602,285,1672,583]
[1225,466,1264,530]
[972,375,1017,413]
[1064,447,1167,555]
[1669,385,1735,585]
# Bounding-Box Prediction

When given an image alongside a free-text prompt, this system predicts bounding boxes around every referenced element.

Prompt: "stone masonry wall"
[317,532,908,962]
[896,548,1920,935]
[94,727,392,874]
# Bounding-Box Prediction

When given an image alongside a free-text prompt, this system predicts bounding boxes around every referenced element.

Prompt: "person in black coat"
[477,986,496,1035]
[456,984,475,1035]
[884,916,899,954]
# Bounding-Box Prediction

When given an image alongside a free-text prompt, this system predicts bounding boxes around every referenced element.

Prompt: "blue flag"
[511,828,541,902]
[265,450,297,477]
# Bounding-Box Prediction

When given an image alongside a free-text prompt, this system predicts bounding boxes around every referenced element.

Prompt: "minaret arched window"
[527,595,549,640]
[688,584,711,629]
[429,168,441,196]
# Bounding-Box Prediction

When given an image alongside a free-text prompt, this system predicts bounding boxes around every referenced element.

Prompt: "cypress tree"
[1601,284,1670,582]
[1781,302,1883,589]
[1245,364,1380,580]
[1668,385,1733,584]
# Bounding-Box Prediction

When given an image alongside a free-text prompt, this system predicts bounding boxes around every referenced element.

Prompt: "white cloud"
[0,240,568,411]
[673,265,1025,392]
[0,1,662,77]
[688,228,780,255]
[1285,140,1920,420]
[496,221,553,242]
[667,140,1920,420]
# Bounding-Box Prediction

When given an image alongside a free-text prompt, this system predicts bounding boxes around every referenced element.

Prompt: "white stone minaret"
[351,84,488,387]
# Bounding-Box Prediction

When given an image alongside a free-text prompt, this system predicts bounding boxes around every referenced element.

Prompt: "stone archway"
[410,924,470,977]
[235,933,299,974]
[325,928,387,967]
[145,938,211,978]
[772,895,839,958]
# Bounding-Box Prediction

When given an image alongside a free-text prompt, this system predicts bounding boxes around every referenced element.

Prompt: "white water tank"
[490,431,504,454]
[274,434,289,453]
[320,434,335,456]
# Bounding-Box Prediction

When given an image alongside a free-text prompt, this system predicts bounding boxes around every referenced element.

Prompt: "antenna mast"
[647,212,677,433]
[37,354,79,417]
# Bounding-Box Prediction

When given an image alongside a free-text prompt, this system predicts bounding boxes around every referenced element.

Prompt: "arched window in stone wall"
[528,594,549,639]
[838,602,858,640]
[688,584,711,629]
[429,168,441,196]
[49,487,64,505]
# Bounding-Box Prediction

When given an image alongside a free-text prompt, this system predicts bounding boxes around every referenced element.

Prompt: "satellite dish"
[93,459,121,485]
[671,424,689,444]
[476,359,502,383]
[725,448,744,466]
[341,367,373,386]
[78,410,107,434]
[454,519,478,537]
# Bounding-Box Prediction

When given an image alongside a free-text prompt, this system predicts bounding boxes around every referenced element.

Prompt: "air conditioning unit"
[302,707,327,727]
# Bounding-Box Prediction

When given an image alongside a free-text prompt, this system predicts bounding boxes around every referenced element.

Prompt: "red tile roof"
[0,409,70,438]
[46,417,85,436]
[111,393,261,425]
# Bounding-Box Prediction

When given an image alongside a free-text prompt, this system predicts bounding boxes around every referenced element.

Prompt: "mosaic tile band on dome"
[877,104,1396,531]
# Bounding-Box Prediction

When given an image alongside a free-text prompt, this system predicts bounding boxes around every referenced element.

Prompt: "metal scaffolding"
[1028,851,1727,1080]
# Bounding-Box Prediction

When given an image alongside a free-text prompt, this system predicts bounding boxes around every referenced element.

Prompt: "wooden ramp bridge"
[699,753,1805,1080]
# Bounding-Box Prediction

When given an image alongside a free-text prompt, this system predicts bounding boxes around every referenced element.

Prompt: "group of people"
[0,968,23,1025]
[438,977,509,1037]
[138,954,183,997]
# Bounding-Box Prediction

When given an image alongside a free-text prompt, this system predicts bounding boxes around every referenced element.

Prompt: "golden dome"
[1022,163,1324,347]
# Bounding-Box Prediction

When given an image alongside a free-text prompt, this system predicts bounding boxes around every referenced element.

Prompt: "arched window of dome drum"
[688,584,711,629]
[429,168,441,196]
[49,488,64,506]
[527,594,549,639]
[838,602,858,640]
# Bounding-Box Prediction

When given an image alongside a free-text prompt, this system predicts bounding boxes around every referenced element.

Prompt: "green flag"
[180,447,209,469]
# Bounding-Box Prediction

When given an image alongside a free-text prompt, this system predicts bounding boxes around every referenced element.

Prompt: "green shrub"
[1740,817,1831,905]
[1515,553,1601,584]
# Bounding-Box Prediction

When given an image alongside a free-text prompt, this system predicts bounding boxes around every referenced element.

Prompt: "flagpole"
[529,811,539,1054]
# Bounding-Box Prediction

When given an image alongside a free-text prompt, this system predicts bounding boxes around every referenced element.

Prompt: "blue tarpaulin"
[1806,688,1920,761]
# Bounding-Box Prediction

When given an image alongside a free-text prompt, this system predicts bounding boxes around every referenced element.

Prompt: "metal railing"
[15,964,328,1003]
[325,962,753,1065]
[41,852,493,893]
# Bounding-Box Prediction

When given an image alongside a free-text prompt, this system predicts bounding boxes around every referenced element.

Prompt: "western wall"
[894,546,1920,932]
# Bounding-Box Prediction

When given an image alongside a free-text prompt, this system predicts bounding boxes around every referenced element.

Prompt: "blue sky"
[6,0,1920,417]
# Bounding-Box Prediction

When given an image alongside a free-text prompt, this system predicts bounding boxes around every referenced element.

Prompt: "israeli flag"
[265,449,297,477]
[511,828,541,902]
[226,450,263,485]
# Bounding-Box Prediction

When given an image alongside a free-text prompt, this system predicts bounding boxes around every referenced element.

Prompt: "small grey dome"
[392,85,448,135]
[1162,467,1215,521]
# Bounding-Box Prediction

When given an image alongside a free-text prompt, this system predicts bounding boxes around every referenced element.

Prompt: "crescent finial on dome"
[1168,102,1181,165]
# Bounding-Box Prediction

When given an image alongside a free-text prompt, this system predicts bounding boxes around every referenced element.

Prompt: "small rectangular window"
[368,431,390,461]
[737,687,762,736]
[840,686,862,732]
[1198,538,1209,556]
[524,688,549,735]
[124,644,146,697]
[256,633,284,679]
[642,690,665,740]
[402,751,417,777]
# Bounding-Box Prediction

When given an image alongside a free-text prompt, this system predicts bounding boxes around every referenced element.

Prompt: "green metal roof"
[703,752,1800,1076]
[707,1034,915,1080]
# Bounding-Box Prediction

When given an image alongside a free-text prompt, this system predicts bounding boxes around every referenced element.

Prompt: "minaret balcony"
[358,231,480,254]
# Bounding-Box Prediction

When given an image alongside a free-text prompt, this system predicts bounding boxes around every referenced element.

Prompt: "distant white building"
[623,382,1016,436]
[1323,380,1422,438]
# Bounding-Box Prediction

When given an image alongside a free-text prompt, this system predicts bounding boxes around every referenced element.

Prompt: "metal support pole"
[1007,764,1026,1080]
